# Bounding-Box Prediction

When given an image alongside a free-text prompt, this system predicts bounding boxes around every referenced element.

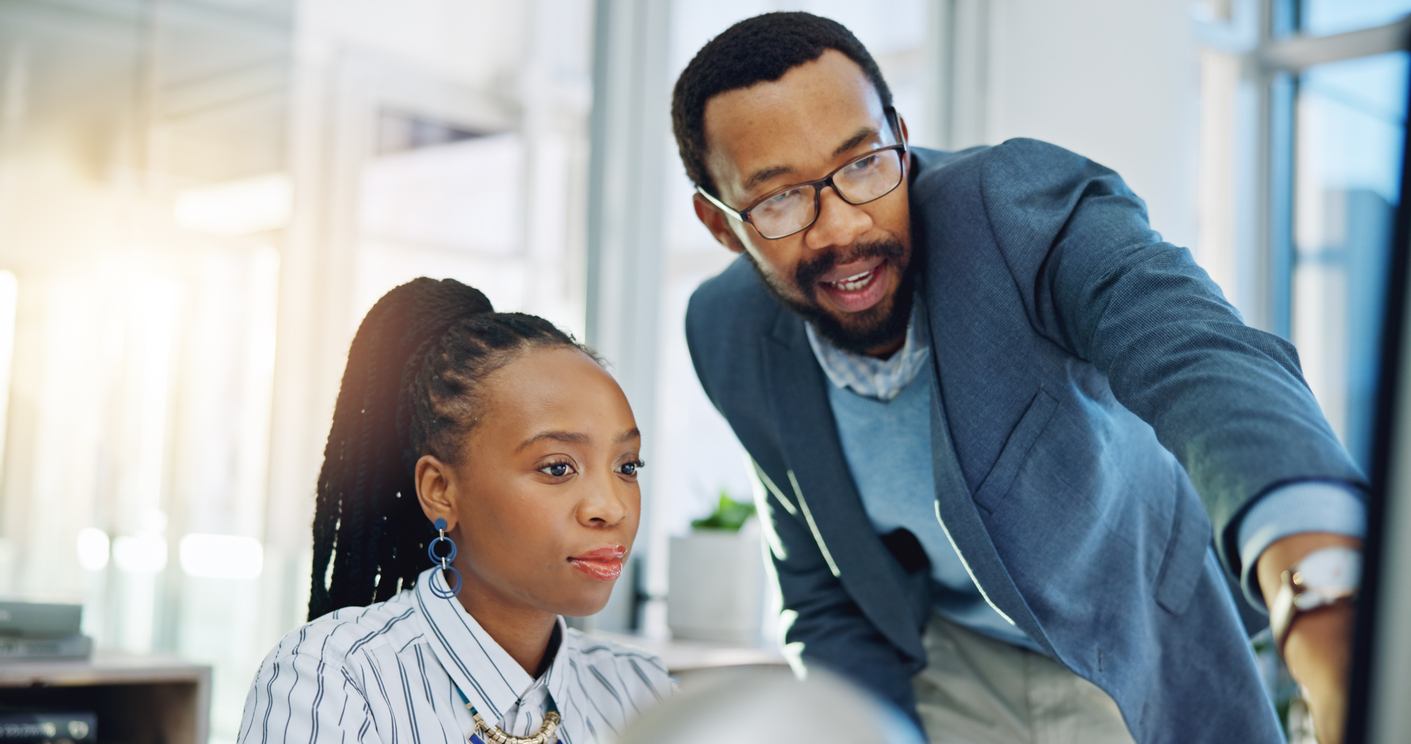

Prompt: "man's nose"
[802,186,871,252]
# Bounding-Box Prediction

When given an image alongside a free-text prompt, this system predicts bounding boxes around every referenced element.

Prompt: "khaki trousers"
[913,615,1136,744]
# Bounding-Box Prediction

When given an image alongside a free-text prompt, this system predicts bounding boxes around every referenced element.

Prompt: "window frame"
[1198,0,1411,335]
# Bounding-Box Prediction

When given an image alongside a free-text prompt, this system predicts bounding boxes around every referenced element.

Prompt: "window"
[1299,0,1411,36]
[0,3,596,742]
[1198,0,1411,471]
[1292,52,1408,465]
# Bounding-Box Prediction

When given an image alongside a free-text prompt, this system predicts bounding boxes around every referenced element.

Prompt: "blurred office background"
[0,0,1405,740]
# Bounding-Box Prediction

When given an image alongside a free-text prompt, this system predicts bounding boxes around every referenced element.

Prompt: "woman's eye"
[539,461,575,478]
[619,460,645,477]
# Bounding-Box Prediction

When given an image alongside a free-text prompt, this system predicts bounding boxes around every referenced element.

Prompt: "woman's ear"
[415,454,458,531]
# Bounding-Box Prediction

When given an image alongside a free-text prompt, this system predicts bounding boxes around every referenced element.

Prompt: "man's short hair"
[670,12,894,196]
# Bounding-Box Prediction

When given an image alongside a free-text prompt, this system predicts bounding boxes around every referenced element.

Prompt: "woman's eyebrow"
[515,428,639,451]
[516,430,590,452]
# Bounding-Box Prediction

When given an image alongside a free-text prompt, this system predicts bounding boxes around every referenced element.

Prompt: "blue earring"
[427,517,462,598]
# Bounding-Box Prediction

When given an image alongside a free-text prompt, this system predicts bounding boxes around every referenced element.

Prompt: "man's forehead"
[701,50,886,197]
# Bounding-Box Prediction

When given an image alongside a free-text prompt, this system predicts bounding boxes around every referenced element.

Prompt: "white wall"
[970,0,1202,250]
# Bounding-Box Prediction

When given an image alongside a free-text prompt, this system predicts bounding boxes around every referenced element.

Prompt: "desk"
[585,631,786,678]
[0,653,210,743]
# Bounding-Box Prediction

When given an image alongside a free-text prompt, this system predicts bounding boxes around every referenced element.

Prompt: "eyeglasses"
[697,112,908,240]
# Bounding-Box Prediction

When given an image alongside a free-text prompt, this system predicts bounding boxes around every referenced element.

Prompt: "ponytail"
[308,278,584,619]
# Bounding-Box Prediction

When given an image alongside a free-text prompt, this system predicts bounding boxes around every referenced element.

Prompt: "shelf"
[0,652,210,744]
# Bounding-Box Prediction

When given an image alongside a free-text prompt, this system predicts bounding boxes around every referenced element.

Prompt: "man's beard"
[746,239,914,356]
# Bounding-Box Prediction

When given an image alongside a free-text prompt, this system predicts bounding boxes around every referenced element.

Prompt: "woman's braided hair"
[308,277,587,620]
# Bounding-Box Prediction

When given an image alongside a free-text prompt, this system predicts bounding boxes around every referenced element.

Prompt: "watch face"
[1291,548,1361,608]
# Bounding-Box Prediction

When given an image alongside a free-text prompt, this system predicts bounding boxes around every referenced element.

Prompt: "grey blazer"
[684,140,1364,742]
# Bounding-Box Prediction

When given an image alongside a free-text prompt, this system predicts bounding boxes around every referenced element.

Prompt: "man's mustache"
[795,241,907,297]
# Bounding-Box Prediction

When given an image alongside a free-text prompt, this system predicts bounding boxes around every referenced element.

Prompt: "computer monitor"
[1345,35,1411,744]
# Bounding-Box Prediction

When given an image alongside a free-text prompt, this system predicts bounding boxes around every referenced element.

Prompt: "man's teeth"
[828,268,874,291]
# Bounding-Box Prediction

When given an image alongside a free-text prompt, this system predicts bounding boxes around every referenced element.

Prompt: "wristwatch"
[1269,546,1361,659]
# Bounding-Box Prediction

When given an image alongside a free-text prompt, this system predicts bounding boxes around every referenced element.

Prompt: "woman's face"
[440,346,642,619]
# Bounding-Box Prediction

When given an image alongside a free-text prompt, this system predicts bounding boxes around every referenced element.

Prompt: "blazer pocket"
[974,388,1060,512]
[1153,488,1213,615]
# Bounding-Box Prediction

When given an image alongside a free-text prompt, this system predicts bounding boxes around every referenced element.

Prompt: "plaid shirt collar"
[805,296,930,401]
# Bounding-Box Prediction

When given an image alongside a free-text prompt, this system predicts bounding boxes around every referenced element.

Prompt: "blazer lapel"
[761,309,927,661]
[920,271,1056,656]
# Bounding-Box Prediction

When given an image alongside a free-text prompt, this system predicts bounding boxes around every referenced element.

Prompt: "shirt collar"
[542,624,588,743]
[805,295,931,401]
[413,566,582,739]
[414,566,533,722]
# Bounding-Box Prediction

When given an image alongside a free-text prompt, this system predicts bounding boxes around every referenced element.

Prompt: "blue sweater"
[826,366,1044,652]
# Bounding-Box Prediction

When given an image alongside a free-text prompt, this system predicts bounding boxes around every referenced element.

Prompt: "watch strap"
[1269,546,1361,659]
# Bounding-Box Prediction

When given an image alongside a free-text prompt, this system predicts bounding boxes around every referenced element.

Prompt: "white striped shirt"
[237,567,672,744]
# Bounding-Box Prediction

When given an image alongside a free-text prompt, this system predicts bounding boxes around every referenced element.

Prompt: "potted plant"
[667,490,768,644]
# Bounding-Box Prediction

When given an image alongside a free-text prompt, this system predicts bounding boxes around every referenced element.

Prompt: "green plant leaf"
[691,491,756,532]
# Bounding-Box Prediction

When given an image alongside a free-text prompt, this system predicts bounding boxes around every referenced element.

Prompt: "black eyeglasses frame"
[695,108,909,240]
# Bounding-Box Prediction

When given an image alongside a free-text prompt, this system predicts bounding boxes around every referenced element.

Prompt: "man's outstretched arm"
[980,138,1366,742]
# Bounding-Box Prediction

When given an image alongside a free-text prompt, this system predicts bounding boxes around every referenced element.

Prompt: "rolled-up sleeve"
[1235,481,1367,609]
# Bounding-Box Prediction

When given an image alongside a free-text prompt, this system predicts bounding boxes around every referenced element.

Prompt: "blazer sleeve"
[977,137,1366,577]
[683,270,925,726]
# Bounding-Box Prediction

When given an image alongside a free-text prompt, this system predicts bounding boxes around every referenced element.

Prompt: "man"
[674,12,1366,744]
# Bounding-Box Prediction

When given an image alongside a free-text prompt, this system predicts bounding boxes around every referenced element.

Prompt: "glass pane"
[1299,0,1411,36]
[1292,52,1409,468]
[0,2,595,741]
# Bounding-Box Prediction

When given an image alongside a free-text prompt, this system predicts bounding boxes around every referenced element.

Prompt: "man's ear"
[415,454,458,532]
[897,111,910,144]
[692,193,747,255]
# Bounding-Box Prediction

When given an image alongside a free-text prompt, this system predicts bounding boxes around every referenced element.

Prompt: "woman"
[238,278,671,744]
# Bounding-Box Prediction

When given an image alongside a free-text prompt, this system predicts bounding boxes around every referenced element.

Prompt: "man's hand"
[1257,533,1362,744]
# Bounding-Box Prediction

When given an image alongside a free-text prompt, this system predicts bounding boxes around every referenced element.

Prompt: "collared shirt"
[804,300,930,401]
[237,567,672,744]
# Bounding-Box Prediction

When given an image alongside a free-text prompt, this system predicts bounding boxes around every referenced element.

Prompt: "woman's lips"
[569,558,623,580]
[568,546,626,581]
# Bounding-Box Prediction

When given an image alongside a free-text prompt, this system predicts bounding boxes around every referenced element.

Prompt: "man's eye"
[847,153,881,172]
[762,187,805,208]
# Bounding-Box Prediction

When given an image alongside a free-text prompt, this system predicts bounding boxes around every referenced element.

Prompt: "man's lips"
[818,257,885,286]
[568,546,626,581]
[815,258,890,313]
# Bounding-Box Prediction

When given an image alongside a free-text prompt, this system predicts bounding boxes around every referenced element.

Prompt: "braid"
[308,278,589,620]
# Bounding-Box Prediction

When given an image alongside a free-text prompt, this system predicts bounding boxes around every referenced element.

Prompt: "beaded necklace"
[454,688,562,744]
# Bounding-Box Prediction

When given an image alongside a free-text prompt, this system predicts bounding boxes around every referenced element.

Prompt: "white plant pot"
[667,519,766,644]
